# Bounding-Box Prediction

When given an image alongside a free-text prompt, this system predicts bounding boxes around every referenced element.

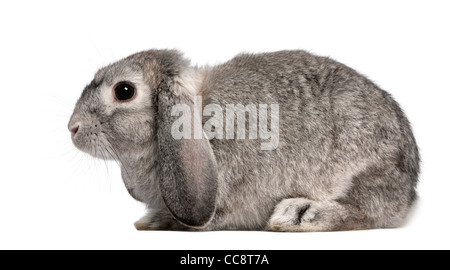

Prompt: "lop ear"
[156,64,218,227]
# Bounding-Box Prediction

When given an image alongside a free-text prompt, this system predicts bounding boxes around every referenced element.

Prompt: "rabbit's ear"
[155,71,218,228]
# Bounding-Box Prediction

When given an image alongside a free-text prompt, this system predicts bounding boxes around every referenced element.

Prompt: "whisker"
[98,141,115,191]
[105,138,132,181]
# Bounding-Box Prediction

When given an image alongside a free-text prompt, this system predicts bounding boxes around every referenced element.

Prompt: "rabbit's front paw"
[266,198,345,232]
[134,219,179,230]
[134,211,182,230]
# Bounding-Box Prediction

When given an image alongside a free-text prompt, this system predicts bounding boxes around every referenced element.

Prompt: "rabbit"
[68,49,420,231]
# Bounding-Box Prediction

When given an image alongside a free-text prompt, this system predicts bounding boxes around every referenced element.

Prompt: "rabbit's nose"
[68,121,80,135]
[68,112,82,135]
[71,125,79,135]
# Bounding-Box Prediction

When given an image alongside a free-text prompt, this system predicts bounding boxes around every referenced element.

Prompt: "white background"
[0,0,449,250]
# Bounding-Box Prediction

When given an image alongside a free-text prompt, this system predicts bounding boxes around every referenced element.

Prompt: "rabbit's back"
[202,50,419,230]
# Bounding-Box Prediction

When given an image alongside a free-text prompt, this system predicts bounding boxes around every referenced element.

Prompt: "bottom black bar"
[1,250,437,268]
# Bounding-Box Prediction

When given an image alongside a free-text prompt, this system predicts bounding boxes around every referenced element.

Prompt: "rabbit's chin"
[71,133,116,161]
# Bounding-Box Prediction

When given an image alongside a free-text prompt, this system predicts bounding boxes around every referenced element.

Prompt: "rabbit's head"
[68,50,218,227]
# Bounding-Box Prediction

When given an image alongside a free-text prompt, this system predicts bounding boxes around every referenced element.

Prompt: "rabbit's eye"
[114,82,136,101]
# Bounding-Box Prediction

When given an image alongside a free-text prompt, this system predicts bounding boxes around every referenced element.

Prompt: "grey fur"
[68,49,419,231]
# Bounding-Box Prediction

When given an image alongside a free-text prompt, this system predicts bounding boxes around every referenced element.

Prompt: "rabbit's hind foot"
[266,198,365,232]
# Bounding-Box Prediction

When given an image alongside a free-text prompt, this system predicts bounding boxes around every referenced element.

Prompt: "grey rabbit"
[68,49,419,231]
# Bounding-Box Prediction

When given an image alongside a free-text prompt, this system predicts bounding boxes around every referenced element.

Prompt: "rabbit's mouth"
[69,122,117,161]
